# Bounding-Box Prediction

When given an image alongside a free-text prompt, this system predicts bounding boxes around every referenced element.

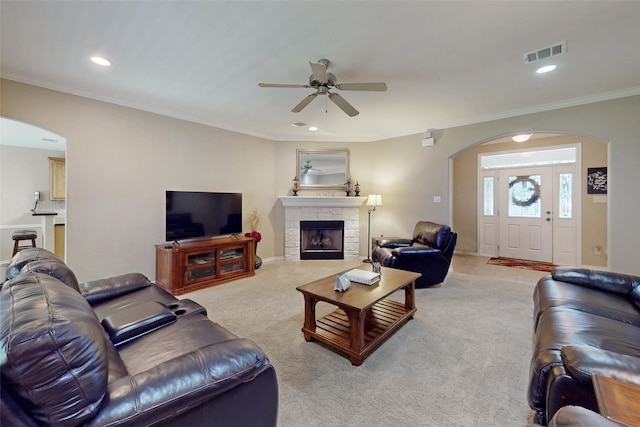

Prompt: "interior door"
[498,167,553,262]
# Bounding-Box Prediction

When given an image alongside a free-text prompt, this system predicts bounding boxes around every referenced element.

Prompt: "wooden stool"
[12,229,37,256]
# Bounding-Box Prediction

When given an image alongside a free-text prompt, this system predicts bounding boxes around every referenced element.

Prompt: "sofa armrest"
[561,345,640,385]
[87,339,273,427]
[80,273,151,305]
[377,238,412,249]
[101,302,177,347]
[551,267,640,296]
[391,245,442,258]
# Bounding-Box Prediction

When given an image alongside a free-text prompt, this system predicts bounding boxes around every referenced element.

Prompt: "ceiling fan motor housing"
[310,72,337,88]
[259,58,385,117]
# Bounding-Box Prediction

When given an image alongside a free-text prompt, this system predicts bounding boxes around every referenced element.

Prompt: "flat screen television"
[165,191,242,242]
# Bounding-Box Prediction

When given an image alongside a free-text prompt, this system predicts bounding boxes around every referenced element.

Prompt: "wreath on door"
[509,176,540,207]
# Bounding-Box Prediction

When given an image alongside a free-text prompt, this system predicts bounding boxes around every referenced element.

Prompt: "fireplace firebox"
[300,220,344,260]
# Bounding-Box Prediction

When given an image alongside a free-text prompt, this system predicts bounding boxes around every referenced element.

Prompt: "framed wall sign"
[587,167,607,194]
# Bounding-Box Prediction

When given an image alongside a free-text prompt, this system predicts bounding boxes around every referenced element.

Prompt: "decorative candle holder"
[292,176,299,196]
[354,181,360,196]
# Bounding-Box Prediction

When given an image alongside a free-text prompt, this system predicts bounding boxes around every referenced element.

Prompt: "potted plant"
[245,208,263,269]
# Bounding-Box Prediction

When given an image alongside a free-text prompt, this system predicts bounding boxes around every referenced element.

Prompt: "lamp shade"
[366,194,383,207]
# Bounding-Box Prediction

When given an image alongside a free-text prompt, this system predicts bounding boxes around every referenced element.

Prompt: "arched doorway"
[451,133,608,268]
[0,117,67,262]
[478,144,580,265]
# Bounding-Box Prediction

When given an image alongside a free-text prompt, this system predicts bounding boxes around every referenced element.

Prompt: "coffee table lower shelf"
[302,298,415,365]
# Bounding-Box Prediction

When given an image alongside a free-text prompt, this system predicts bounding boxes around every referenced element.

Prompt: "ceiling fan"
[301,160,323,175]
[258,59,387,117]
[301,160,313,174]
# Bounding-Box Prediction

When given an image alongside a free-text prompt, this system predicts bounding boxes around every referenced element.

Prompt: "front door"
[498,167,553,262]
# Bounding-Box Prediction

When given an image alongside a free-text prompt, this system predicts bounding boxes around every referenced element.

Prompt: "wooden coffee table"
[296,265,420,365]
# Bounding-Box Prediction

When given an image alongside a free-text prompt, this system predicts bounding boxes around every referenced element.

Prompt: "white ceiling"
[1,1,639,143]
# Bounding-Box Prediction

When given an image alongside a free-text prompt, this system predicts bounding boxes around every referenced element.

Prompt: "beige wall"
[452,135,608,266]
[581,137,609,266]
[435,96,640,274]
[2,78,639,277]
[1,79,277,281]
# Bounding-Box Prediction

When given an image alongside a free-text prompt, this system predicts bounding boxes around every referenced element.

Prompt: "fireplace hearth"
[300,220,344,260]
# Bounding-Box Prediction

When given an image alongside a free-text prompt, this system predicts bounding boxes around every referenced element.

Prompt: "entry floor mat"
[487,257,556,273]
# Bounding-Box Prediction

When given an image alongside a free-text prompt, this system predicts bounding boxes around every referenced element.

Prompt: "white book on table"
[345,269,381,285]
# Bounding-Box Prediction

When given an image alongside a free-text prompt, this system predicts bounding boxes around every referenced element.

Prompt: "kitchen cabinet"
[54,224,65,261]
[49,157,65,200]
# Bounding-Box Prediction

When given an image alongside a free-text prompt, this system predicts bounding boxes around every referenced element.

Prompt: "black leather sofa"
[371,221,457,288]
[1,248,278,427]
[528,267,640,425]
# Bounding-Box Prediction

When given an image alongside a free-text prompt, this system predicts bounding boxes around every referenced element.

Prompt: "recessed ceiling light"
[90,56,111,66]
[536,65,556,74]
[512,134,532,143]
[309,126,318,131]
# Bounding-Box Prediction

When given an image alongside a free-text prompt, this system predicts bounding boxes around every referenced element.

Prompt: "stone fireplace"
[279,196,366,261]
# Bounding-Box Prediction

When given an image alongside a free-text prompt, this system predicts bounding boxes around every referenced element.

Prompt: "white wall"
[3,78,639,278]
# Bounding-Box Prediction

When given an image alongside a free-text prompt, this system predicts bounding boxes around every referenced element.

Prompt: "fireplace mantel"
[278,196,366,208]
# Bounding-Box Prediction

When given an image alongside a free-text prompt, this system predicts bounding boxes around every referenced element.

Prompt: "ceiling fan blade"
[335,82,387,91]
[328,93,359,117]
[291,93,318,113]
[309,61,328,84]
[259,83,310,88]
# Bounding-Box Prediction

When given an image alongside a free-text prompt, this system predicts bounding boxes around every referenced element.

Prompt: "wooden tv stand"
[155,236,255,295]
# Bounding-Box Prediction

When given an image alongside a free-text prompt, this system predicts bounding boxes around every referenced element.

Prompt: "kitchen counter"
[30,212,58,253]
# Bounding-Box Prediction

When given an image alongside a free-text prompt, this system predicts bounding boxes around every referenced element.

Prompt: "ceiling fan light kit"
[259,58,387,117]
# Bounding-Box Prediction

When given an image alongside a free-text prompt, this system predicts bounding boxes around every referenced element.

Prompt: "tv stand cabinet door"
[184,248,218,286]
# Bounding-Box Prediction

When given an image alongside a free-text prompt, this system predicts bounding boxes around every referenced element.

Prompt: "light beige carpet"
[184,259,536,426]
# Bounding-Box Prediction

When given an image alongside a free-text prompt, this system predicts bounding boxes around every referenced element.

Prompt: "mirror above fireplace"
[297,149,349,189]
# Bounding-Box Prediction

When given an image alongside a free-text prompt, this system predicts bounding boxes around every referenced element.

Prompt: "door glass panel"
[483,176,494,216]
[508,175,541,218]
[559,173,573,218]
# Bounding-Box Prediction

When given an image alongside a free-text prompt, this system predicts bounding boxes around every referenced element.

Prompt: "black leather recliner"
[371,221,457,288]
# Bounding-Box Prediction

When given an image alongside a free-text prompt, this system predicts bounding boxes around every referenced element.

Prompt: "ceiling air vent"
[523,41,567,64]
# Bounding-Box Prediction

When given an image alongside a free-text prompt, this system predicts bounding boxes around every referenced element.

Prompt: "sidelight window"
[559,173,573,218]
[483,176,494,216]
